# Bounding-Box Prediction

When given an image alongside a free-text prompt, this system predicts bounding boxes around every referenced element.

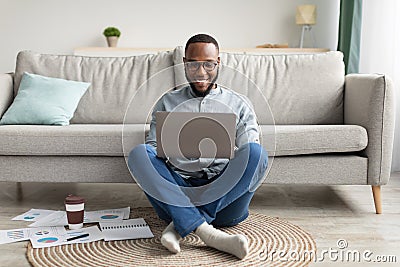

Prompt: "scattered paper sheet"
[64,226,104,244]
[121,206,131,219]
[84,207,130,222]
[29,226,67,248]
[29,211,67,227]
[85,210,124,223]
[1,225,104,247]
[99,218,154,241]
[0,228,31,244]
[2,207,134,246]
[28,207,131,227]
[12,209,55,222]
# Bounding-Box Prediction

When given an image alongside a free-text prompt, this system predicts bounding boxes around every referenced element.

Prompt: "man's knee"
[247,143,268,165]
[249,142,267,155]
[128,144,156,171]
[129,144,154,160]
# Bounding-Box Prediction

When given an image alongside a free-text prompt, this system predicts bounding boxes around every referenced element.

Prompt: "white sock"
[161,222,182,253]
[195,222,249,259]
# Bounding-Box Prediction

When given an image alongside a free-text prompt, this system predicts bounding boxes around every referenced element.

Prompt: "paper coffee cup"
[65,195,85,230]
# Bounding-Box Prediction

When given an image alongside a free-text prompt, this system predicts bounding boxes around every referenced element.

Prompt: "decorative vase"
[106,36,119,47]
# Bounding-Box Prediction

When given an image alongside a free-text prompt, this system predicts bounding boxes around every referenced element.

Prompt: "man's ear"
[217,57,221,64]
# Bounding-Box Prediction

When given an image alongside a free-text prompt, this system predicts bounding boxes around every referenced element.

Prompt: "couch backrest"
[14,50,175,124]
[174,47,345,124]
[14,48,345,125]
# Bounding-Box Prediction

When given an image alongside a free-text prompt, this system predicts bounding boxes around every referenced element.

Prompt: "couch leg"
[371,185,382,214]
[17,182,23,201]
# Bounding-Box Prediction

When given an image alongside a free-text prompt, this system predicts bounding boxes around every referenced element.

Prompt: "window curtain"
[337,0,363,74]
[359,1,400,172]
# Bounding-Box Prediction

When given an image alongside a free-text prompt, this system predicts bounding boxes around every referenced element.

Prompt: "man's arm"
[145,99,165,148]
[235,96,260,148]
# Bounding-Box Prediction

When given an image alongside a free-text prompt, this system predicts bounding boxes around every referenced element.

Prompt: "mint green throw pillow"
[0,72,90,125]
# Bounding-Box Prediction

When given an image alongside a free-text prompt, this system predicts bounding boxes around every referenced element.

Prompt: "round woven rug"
[26,207,316,267]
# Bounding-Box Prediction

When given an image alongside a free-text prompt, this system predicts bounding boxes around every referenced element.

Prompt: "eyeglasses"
[185,61,218,72]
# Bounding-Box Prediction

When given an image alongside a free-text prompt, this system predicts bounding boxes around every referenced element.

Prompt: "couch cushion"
[0,124,367,157]
[261,125,368,156]
[265,154,367,184]
[0,124,147,156]
[14,50,175,124]
[174,47,345,125]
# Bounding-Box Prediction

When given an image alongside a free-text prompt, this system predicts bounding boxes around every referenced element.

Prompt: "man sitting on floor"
[128,33,268,259]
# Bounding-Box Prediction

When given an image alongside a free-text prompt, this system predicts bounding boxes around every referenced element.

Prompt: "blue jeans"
[128,142,268,237]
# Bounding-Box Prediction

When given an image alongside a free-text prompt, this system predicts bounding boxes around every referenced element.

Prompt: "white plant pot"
[106,36,119,47]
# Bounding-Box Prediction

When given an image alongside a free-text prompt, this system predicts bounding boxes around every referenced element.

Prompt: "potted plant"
[103,27,121,47]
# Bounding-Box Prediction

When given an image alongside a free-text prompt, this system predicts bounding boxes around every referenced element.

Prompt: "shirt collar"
[208,85,222,95]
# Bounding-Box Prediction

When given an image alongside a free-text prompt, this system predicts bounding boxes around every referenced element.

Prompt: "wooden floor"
[1,173,399,266]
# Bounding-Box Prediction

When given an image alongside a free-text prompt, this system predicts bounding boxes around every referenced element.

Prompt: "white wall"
[359,0,400,171]
[0,0,339,73]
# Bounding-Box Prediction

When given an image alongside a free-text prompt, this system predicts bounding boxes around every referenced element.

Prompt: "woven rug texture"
[27,207,316,267]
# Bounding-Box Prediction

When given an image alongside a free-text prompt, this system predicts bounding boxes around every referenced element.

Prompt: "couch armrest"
[344,74,395,185]
[0,73,14,118]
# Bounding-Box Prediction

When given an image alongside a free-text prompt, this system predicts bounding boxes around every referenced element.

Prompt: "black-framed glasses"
[185,61,218,72]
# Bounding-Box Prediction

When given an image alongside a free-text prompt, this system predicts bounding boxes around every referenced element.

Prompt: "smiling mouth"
[194,79,208,83]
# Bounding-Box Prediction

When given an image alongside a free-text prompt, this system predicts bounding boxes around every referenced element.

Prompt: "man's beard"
[185,68,219,97]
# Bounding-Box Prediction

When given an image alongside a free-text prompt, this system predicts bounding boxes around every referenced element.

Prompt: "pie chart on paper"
[37,237,58,243]
[35,231,49,236]
[101,214,119,220]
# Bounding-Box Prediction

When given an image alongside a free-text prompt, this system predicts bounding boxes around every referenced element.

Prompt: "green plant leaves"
[103,27,121,37]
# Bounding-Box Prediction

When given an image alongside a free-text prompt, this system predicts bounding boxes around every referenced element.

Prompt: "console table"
[73,47,330,57]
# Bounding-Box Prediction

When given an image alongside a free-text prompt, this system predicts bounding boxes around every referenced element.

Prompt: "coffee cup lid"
[65,194,85,204]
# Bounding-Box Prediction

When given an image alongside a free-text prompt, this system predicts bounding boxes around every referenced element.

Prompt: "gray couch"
[0,48,394,214]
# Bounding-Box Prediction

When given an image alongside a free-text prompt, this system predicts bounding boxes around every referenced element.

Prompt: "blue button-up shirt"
[146,85,260,179]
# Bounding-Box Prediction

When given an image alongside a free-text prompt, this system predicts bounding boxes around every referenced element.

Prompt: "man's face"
[184,43,220,95]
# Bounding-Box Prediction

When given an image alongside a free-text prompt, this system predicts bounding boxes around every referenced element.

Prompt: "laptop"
[156,111,236,159]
